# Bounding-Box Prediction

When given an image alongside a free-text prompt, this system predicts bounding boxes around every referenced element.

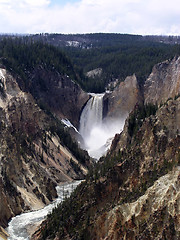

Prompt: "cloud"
[0,0,180,35]
[0,0,50,9]
[24,0,50,7]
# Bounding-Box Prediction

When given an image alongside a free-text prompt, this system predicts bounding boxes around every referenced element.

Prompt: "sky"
[0,0,180,35]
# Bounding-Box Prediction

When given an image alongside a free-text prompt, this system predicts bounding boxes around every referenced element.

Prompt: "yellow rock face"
[144,56,180,105]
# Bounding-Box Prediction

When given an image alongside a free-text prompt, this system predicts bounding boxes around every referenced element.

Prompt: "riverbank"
[7,181,81,240]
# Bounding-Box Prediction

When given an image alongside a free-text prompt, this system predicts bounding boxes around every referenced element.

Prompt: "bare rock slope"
[103,74,141,121]
[144,56,180,105]
[0,67,90,228]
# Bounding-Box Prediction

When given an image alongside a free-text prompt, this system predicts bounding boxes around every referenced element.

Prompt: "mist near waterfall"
[85,119,125,159]
[79,93,125,160]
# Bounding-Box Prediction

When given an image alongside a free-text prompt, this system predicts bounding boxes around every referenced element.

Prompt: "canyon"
[0,38,179,240]
[0,65,90,229]
[32,56,180,240]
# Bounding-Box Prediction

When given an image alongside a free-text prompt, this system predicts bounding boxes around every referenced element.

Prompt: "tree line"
[1,35,180,93]
[62,40,180,92]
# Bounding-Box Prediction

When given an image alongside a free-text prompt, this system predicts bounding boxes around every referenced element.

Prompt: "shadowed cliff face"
[0,68,90,228]
[144,56,180,105]
[17,67,89,128]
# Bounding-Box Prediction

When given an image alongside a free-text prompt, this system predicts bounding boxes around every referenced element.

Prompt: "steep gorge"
[33,56,180,240]
[0,66,90,228]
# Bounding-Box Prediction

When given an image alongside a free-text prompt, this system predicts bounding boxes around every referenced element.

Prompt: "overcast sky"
[0,0,180,35]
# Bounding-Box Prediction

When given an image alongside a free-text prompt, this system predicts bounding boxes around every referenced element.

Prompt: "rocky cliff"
[0,67,90,228]
[103,74,142,121]
[33,57,180,240]
[90,97,180,240]
[20,67,89,128]
[144,56,180,105]
[104,55,180,122]
[93,167,180,240]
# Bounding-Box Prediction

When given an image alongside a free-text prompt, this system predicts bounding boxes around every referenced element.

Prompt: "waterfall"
[79,93,110,159]
[79,93,125,160]
[79,93,105,159]
[79,93,104,140]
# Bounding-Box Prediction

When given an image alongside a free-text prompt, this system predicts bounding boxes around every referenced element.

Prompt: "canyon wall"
[16,67,89,128]
[103,74,142,121]
[0,67,90,228]
[91,57,180,240]
[33,56,180,240]
[144,56,180,105]
[92,97,180,240]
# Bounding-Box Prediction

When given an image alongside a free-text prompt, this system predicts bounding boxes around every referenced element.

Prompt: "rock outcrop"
[17,67,89,128]
[144,56,180,105]
[103,74,142,121]
[86,68,102,78]
[94,167,180,240]
[0,67,90,228]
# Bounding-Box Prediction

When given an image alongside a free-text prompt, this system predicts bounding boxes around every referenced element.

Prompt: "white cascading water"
[79,93,124,159]
[7,181,81,240]
[80,93,104,140]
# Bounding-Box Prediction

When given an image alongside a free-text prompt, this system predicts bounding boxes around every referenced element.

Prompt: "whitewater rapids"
[7,181,81,240]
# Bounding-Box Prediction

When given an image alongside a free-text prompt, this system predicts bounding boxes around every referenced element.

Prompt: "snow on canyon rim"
[79,93,125,159]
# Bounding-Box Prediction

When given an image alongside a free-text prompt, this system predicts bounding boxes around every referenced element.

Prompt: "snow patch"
[0,68,6,81]
[61,118,79,133]
[66,41,80,47]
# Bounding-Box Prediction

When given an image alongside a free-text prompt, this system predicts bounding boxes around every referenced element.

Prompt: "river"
[6,181,81,240]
